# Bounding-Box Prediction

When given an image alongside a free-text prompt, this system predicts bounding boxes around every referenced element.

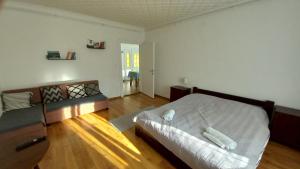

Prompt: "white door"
[140,42,155,98]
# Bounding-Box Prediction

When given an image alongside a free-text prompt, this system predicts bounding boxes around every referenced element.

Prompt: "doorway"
[121,43,140,96]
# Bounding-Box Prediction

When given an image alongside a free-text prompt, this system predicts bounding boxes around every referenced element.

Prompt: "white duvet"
[134,94,270,169]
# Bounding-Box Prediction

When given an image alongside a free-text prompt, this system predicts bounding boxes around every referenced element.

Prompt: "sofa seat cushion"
[0,104,44,133]
[46,94,107,112]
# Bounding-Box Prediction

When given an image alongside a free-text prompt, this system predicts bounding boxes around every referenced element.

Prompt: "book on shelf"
[71,52,76,60]
[47,51,60,59]
[66,51,72,60]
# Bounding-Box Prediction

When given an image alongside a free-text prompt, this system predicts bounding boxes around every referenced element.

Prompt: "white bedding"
[134,94,270,169]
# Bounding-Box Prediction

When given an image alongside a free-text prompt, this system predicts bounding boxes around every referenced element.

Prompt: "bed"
[134,87,274,169]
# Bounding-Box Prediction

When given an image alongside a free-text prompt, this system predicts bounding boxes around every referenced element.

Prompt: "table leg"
[135,79,138,88]
[130,78,133,86]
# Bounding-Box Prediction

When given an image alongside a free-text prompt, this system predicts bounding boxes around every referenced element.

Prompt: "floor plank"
[39,94,300,169]
[123,81,139,96]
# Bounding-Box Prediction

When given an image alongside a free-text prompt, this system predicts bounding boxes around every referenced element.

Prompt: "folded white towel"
[161,109,175,121]
[203,132,226,149]
[206,127,237,150]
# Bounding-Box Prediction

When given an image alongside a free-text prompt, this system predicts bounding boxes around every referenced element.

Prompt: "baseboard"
[109,92,140,100]
[123,92,141,97]
[108,96,122,100]
[155,94,170,101]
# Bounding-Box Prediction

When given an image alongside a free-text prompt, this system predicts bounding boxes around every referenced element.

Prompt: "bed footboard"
[135,125,191,169]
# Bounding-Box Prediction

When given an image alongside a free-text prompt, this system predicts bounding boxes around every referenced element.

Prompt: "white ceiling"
[10,0,258,29]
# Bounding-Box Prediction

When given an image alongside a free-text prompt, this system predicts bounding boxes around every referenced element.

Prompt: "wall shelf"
[46,51,76,60]
[86,45,105,49]
[47,58,76,60]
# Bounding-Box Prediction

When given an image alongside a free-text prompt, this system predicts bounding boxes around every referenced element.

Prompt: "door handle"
[150,69,154,75]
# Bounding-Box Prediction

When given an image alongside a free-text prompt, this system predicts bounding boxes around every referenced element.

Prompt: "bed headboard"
[192,87,275,121]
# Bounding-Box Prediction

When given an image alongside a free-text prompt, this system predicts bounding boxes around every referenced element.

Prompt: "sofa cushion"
[85,83,101,96]
[2,92,33,112]
[46,94,107,112]
[3,87,42,104]
[67,84,87,99]
[0,104,44,133]
[41,86,64,103]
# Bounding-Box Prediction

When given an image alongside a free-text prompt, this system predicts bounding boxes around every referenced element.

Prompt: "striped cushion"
[42,86,64,104]
[2,92,32,112]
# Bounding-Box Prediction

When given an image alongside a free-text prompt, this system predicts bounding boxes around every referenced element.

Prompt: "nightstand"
[170,86,191,102]
[271,105,300,150]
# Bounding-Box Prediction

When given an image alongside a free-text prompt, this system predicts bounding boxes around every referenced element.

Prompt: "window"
[133,53,139,68]
[126,52,130,68]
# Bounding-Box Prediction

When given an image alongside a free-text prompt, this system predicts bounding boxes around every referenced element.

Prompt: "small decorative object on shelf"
[46,51,76,60]
[94,42,100,48]
[86,39,105,49]
[87,39,94,47]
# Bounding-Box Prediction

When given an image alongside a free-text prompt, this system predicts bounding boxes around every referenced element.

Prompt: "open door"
[140,42,155,98]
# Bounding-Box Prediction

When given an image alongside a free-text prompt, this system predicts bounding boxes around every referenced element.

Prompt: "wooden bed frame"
[135,87,275,169]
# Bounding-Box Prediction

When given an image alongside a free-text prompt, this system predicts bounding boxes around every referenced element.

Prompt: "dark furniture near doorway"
[271,105,300,150]
[170,86,191,102]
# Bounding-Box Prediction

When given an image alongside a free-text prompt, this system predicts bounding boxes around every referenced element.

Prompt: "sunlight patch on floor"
[78,113,142,156]
[65,120,129,169]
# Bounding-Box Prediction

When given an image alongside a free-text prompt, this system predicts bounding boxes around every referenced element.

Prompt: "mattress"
[134,94,270,169]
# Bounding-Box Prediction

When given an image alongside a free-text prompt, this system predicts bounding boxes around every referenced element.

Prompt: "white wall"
[0,2,144,98]
[146,0,300,109]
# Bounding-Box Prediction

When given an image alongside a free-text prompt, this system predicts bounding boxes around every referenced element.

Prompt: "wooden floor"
[123,81,139,96]
[39,94,300,169]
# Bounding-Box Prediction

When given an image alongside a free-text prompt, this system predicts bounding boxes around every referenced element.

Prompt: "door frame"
[119,40,141,98]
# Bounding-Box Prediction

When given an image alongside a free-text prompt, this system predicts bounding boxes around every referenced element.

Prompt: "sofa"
[0,87,45,132]
[0,87,49,169]
[0,80,107,167]
[42,80,108,124]
[0,80,108,128]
